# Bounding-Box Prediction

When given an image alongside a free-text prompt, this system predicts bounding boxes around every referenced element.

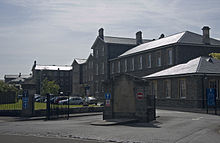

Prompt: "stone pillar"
[21,83,36,117]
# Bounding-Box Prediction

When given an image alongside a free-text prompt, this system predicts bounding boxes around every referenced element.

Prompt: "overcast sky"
[1,0,220,79]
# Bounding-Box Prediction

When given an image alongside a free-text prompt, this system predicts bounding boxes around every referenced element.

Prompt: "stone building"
[109,26,220,79]
[72,26,220,108]
[4,73,31,83]
[71,58,87,96]
[32,61,72,95]
[143,56,220,108]
[4,73,31,89]
[72,28,152,100]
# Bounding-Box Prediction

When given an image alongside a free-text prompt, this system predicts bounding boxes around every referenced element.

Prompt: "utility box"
[103,74,155,122]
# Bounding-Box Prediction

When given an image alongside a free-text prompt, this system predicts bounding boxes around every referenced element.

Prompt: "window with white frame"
[111,62,114,74]
[118,61,120,73]
[147,54,152,68]
[95,82,99,93]
[91,74,93,81]
[164,80,171,98]
[102,46,104,56]
[167,49,173,65]
[139,56,143,70]
[124,59,127,72]
[96,49,99,58]
[96,64,98,75]
[131,57,135,71]
[152,80,157,98]
[209,79,219,99]
[101,62,104,74]
[156,51,161,67]
[179,79,186,98]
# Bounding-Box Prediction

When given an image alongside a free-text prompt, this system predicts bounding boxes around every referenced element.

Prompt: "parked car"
[35,96,46,102]
[58,96,84,105]
[97,102,104,106]
[34,94,41,101]
[84,96,97,105]
[53,96,68,104]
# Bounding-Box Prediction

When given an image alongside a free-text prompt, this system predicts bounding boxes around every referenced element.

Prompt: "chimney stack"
[202,26,210,44]
[159,34,165,39]
[136,31,143,45]
[98,28,104,39]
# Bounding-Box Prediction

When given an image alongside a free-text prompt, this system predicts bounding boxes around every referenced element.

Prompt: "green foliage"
[0,81,19,94]
[41,78,60,96]
[209,53,220,60]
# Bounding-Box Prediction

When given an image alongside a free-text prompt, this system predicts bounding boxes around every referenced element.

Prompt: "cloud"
[1,0,220,79]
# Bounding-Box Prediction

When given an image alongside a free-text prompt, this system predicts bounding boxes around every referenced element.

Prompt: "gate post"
[46,93,50,120]
[21,83,36,117]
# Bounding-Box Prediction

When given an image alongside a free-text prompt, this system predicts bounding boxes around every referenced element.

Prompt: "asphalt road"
[0,134,108,143]
[0,110,220,143]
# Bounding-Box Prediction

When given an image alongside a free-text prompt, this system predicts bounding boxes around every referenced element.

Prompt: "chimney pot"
[136,31,143,45]
[159,34,165,39]
[98,28,104,39]
[202,26,210,44]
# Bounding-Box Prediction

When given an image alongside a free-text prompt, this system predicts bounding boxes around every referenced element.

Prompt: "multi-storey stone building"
[32,61,72,95]
[72,28,152,100]
[110,26,220,78]
[72,26,220,105]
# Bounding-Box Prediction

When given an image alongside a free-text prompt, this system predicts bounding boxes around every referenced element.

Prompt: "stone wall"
[103,74,155,122]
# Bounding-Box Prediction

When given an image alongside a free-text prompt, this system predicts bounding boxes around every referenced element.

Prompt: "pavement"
[0,110,220,143]
[91,118,138,126]
[0,112,103,122]
[0,134,110,143]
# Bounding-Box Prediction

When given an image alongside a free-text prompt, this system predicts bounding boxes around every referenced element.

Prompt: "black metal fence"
[156,98,220,115]
[0,92,22,116]
[46,94,69,120]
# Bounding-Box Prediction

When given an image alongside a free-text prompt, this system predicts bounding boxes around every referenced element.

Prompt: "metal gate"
[46,93,69,120]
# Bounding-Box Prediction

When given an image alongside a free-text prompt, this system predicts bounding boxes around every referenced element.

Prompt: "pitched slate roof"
[35,65,72,71]
[4,74,31,79]
[103,36,151,45]
[119,31,220,57]
[143,57,220,79]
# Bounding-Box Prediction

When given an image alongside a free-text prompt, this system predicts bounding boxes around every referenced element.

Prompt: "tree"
[209,53,220,60]
[41,79,60,96]
[0,81,18,93]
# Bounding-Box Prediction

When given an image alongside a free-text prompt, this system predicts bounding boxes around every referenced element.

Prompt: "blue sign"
[22,90,29,109]
[105,93,111,100]
[206,88,216,106]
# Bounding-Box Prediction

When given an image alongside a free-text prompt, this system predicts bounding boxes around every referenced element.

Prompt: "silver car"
[58,97,83,105]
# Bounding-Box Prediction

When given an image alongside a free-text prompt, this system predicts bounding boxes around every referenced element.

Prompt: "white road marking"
[192,117,204,120]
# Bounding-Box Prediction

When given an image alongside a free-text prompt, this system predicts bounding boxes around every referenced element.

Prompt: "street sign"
[106,100,110,106]
[206,88,216,106]
[136,92,144,100]
[105,93,111,100]
[22,90,29,109]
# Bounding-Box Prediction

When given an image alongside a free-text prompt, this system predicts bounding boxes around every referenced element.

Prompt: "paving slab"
[91,118,138,126]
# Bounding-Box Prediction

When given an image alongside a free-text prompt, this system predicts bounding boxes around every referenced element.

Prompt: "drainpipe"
[202,75,205,108]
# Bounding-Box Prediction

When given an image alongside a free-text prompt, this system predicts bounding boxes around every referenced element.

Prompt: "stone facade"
[32,61,72,95]
[103,74,155,122]
[147,75,220,108]
[72,26,220,110]
[72,28,149,100]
